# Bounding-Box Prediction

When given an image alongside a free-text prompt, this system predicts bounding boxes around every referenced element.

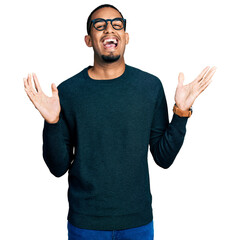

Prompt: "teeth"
[103,38,118,45]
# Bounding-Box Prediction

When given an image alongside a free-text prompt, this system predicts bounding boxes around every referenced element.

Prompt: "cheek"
[120,39,127,48]
[91,40,100,50]
[121,34,129,46]
[124,34,129,45]
[92,36,103,49]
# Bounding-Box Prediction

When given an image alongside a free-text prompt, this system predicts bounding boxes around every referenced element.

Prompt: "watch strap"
[173,104,192,117]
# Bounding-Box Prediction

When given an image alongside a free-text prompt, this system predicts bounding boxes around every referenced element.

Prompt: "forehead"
[91,7,122,20]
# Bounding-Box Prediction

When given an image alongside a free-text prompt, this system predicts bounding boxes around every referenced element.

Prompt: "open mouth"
[102,37,119,49]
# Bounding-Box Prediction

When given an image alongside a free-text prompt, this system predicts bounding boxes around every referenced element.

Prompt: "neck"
[88,57,126,80]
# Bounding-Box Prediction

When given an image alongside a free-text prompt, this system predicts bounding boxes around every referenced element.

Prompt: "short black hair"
[86,4,125,35]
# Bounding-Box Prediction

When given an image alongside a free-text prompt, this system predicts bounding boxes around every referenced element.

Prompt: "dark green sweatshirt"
[42,64,188,230]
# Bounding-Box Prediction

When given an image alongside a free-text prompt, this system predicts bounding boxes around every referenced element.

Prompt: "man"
[23,4,217,240]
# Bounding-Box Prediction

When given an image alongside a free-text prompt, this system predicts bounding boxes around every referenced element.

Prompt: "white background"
[0,0,239,239]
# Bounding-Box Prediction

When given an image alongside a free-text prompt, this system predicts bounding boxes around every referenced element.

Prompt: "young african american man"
[24,4,217,240]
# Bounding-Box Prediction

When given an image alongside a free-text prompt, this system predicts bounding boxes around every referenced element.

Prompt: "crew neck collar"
[83,64,129,83]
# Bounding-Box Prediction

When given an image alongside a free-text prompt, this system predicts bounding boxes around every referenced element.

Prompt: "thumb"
[51,83,58,97]
[178,72,184,87]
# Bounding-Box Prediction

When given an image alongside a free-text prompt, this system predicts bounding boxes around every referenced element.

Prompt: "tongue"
[105,43,115,48]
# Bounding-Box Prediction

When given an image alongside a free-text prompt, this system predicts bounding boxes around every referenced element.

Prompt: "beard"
[101,52,120,63]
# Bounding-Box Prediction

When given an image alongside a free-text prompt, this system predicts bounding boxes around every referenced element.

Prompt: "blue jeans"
[68,220,154,240]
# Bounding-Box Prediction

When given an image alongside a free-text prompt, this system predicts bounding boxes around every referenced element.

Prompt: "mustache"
[100,35,120,42]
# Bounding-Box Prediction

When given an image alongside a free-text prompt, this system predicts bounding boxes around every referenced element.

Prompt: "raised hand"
[174,66,217,111]
[23,73,61,124]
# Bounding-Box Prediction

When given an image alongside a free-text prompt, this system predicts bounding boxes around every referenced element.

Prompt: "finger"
[178,72,184,87]
[51,83,59,97]
[202,66,217,82]
[23,77,28,88]
[32,72,42,93]
[199,69,216,92]
[24,78,31,95]
[26,73,37,95]
[199,78,213,94]
[24,83,37,104]
[195,66,210,82]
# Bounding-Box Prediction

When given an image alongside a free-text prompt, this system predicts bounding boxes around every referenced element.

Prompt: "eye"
[112,19,124,29]
[96,24,105,29]
[93,19,106,30]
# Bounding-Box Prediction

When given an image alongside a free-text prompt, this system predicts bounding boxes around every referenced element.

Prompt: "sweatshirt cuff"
[171,113,189,130]
[43,115,62,135]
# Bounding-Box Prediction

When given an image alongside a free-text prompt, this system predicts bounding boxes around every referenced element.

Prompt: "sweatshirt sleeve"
[149,81,188,169]
[42,89,75,177]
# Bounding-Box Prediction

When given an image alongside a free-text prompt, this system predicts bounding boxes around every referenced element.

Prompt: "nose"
[103,20,115,34]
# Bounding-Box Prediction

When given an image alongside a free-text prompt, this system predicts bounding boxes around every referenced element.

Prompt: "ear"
[84,35,92,47]
[125,32,129,45]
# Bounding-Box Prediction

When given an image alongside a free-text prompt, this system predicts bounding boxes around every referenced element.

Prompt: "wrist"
[173,103,192,118]
[45,115,60,124]
[175,103,190,111]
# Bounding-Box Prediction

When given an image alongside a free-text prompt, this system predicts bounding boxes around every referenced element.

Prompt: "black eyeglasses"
[88,18,126,33]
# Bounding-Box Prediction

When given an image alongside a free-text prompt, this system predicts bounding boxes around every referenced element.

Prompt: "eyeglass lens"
[94,19,124,31]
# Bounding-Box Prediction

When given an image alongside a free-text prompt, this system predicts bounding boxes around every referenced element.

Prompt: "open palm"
[174,66,217,111]
[23,73,61,124]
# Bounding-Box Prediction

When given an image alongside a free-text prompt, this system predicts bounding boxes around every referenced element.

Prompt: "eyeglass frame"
[88,17,126,34]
